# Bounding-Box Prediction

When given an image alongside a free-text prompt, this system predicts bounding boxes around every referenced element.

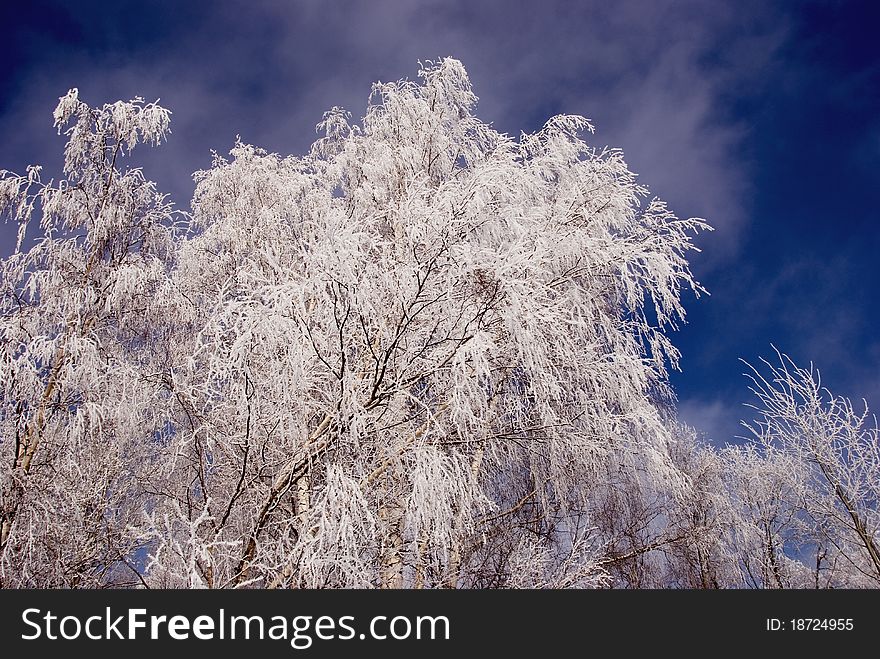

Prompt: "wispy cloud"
[1,0,786,263]
[677,396,750,447]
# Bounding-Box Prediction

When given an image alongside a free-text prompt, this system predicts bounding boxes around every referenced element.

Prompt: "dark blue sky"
[2,0,878,444]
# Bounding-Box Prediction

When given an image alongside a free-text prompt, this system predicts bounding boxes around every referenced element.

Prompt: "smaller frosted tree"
[0,90,177,586]
[718,443,813,588]
[740,351,880,587]
[605,353,880,590]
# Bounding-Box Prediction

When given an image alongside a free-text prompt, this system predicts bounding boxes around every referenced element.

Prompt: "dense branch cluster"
[0,60,877,588]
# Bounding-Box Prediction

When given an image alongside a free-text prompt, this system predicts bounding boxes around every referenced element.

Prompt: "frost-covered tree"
[714,443,812,588]
[649,352,880,590]
[0,58,735,589]
[735,351,880,587]
[134,58,708,589]
[0,90,177,586]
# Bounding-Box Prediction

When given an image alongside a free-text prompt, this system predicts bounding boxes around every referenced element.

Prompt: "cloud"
[0,0,787,262]
[676,396,749,447]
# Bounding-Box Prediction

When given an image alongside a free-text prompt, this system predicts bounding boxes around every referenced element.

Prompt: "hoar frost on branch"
[0,88,177,586]
[1,59,876,588]
[735,351,880,586]
[146,57,708,589]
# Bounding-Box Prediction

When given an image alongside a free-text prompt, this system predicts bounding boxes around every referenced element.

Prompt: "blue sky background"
[1,0,878,445]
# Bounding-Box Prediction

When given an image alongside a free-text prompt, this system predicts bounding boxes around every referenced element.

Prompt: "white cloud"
[677,396,749,446]
[0,0,789,267]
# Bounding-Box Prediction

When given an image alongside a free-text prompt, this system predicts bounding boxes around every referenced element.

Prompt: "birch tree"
[1,59,715,588]
[0,90,177,586]
[654,352,880,590]
[737,351,880,587]
[137,58,709,588]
